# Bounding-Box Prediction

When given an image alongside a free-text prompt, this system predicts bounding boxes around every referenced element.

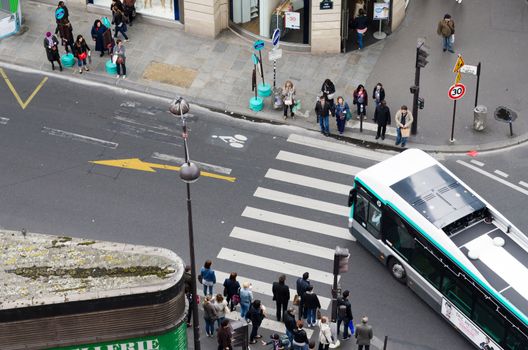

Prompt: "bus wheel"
[388,257,406,283]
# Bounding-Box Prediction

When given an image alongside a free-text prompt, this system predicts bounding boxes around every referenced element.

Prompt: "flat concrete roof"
[0,230,184,310]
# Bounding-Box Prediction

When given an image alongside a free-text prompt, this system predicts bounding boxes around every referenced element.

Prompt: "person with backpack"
[239,281,253,319]
[302,285,321,327]
[296,272,311,320]
[199,259,216,296]
[283,307,296,348]
[247,300,266,344]
[337,290,354,340]
[292,320,309,350]
[272,274,290,322]
[223,272,240,311]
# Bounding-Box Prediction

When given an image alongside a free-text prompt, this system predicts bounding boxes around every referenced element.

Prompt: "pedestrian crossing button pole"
[331,247,350,320]
[169,97,201,350]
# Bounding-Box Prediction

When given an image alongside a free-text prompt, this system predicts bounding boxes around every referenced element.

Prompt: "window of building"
[441,275,474,317]
[230,0,309,44]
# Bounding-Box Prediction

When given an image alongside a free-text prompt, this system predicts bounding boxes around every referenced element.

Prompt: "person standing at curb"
[91,19,108,57]
[55,18,74,54]
[318,316,335,350]
[73,35,90,74]
[321,79,336,112]
[199,259,216,296]
[374,100,391,140]
[203,295,218,337]
[247,300,266,344]
[283,307,296,348]
[334,96,351,135]
[315,96,331,136]
[272,274,290,322]
[302,285,321,327]
[296,272,311,320]
[217,319,233,350]
[337,290,353,340]
[292,320,309,350]
[395,105,413,147]
[239,281,253,319]
[223,272,240,312]
[213,294,229,329]
[282,80,296,120]
[437,14,455,53]
[353,85,368,120]
[183,265,193,327]
[355,316,373,350]
[353,9,368,50]
[44,32,62,71]
[372,83,385,109]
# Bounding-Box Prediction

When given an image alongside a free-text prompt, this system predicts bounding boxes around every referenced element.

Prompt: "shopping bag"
[348,320,355,335]
[401,127,411,138]
[292,100,301,113]
[293,294,300,306]
[102,16,112,29]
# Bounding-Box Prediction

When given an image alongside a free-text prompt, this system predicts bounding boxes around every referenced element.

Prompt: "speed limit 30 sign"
[448,83,466,100]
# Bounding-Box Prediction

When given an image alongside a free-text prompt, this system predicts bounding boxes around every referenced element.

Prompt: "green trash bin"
[105,59,117,75]
[61,53,75,67]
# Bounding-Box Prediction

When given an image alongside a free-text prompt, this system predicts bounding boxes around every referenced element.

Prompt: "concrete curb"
[2,60,526,154]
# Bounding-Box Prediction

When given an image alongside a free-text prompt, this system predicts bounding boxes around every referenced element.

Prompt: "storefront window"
[92,0,178,20]
[230,0,309,44]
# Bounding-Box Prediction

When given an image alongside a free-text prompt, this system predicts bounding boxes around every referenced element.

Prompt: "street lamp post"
[169,97,201,350]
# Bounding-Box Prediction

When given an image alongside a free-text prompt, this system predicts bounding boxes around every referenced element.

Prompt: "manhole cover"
[142,61,198,88]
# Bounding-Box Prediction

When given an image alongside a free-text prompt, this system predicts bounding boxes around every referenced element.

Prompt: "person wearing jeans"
[199,259,216,296]
[395,105,414,147]
[302,286,320,327]
[315,95,331,136]
[337,290,353,340]
[353,9,368,50]
[239,281,253,319]
[73,35,90,74]
[437,14,455,53]
[202,295,217,337]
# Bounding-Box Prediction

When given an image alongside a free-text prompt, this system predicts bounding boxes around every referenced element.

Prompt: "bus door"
[351,185,384,257]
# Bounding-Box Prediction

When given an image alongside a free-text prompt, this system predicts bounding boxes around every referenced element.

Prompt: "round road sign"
[253,40,265,51]
[448,83,466,100]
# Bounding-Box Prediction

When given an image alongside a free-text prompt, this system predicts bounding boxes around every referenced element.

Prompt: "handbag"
[116,56,124,65]
[401,127,411,138]
[197,274,203,284]
[316,309,322,320]
[293,294,300,306]
[78,52,87,60]
[231,294,240,305]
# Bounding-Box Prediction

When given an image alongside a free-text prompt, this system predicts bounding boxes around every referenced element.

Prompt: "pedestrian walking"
[43,32,63,71]
[272,274,290,322]
[183,265,193,327]
[112,39,127,79]
[214,294,229,329]
[203,295,218,337]
[91,19,108,57]
[353,9,368,50]
[282,80,296,119]
[123,0,136,26]
[223,272,240,311]
[296,272,311,321]
[353,85,368,120]
[199,259,216,296]
[112,1,129,41]
[318,316,335,350]
[334,96,351,134]
[374,100,391,140]
[355,316,373,350]
[337,290,353,340]
[217,319,233,350]
[283,307,296,347]
[239,281,253,319]
[321,79,336,112]
[372,83,385,109]
[437,14,455,53]
[315,96,332,136]
[55,1,69,24]
[73,35,90,74]
[292,320,309,350]
[395,105,413,147]
[247,300,266,344]
[302,285,321,327]
[55,18,74,54]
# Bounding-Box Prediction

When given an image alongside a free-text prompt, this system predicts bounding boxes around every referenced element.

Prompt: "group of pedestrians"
[192,260,374,350]
[43,0,132,78]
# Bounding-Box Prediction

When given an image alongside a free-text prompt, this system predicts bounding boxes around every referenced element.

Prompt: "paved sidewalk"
[1,0,527,153]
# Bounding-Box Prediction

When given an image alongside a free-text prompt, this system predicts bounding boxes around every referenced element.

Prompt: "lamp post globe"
[169,98,190,116]
[180,162,200,183]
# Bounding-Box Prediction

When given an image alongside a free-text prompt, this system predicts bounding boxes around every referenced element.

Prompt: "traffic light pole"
[411,46,421,135]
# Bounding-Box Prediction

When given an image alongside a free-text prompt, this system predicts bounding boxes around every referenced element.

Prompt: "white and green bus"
[348,149,528,350]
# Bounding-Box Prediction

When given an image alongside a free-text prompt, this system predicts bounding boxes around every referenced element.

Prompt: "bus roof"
[0,230,184,311]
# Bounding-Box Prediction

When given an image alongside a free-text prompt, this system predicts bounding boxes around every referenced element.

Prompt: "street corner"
[0,67,48,110]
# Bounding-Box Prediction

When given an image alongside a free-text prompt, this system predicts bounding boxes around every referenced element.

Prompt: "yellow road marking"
[90,158,236,183]
[0,68,48,110]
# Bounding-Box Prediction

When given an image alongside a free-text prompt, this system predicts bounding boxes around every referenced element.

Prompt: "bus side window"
[354,193,381,239]
[383,209,415,260]
[354,194,368,225]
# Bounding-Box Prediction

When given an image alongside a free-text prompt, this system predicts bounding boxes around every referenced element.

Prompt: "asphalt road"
[5,67,528,349]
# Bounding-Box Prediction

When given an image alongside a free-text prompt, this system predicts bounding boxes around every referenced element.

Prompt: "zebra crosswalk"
[210,133,391,336]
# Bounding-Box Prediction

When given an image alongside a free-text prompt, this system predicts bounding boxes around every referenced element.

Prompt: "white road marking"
[287,134,393,162]
[230,226,336,260]
[213,270,330,309]
[151,152,232,175]
[0,117,9,125]
[254,187,349,217]
[276,151,363,176]
[217,248,336,285]
[519,181,528,189]
[114,115,177,133]
[41,127,118,149]
[265,168,351,195]
[494,169,509,178]
[241,207,354,241]
[456,160,528,196]
[470,159,485,167]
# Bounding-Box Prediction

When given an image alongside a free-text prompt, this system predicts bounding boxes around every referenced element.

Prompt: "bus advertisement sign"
[49,322,188,350]
[441,299,500,350]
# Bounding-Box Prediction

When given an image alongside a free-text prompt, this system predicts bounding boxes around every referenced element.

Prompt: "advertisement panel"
[0,0,22,39]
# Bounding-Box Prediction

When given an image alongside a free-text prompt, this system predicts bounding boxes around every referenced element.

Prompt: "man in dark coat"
[337,290,353,340]
[183,265,193,326]
[43,32,62,71]
[296,272,311,320]
[272,274,290,322]
[217,319,233,350]
[315,96,332,136]
[55,19,74,54]
[374,100,391,140]
[283,308,296,347]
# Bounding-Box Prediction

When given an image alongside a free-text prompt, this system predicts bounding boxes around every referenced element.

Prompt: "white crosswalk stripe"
[254,187,349,217]
[241,207,354,241]
[265,168,352,194]
[229,226,336,260]
[217,248,336,285]
[276,150,363,175]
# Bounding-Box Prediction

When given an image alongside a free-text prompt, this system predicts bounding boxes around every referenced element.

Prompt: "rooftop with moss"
[0,230,184,310]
